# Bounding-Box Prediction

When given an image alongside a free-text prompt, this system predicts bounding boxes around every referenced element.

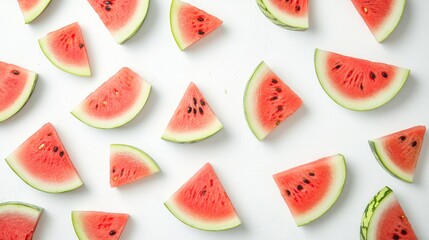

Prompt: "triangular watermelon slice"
[273,154,346,226]
[39,22,91,77]
[170,0,223,50]
[256,0,308,30]
[162,82,223,143]
[369,125,426,183]
[87,0,150,44]
[164,163,241,231]
[352,0,406,43]
[0,201,43,239]
[110,144,160,187]
[5,123,83,193]
[72,211,129,240]
[17,0,52,24]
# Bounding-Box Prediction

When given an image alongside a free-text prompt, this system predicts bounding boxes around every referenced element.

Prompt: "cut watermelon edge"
[256,0,308,30]
[20,0,52,24]
[162,120,223,143]
[369,0,406,43]
[0,201,43,219]
[110,144,160,174]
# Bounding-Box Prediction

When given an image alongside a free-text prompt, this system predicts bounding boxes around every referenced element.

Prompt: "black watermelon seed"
[275,87,282,93]
[277,106,283,111]
[53,146,58,152]
[59,151,64,157]
[198,30,205,35]
[370,72,376,80]
[199,107,204,115]
[285,189,291,196]
[105,5,111,11]
[187,106,192,113]
[285,0,289,2]
[334,64,341,69]
[12,70,20,75]
[275,120,281,126]
[401,229,407,235]
[309,172,315,176]
[382,72,388,78]
[112,168,116,173]
[295,6,301,11]
[271,79,278,84]
[198,17,204,21]
[193,108,197,114]
[79,43,84,49]
[411,141,417,147]
[271,96,278,101]
[201,189,207,196]
[303,179,310,184]
[109,230,116,236]
[193,97,197,105]
[393,234,399,240]
[297,185,303,190]
[105,1,112,4]
[360,83,364,90]
[399,136,406,141]
[200,99,206,106]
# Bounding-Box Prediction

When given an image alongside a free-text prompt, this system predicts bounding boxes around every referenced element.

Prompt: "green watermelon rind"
[314,48,410,111]
[20,0,52,24]
[0,71,38,122]
[255,0,308,30]
[71,211,129,240]
[161,122,223,143]
[0,201,43,218]
[170,0,187,50]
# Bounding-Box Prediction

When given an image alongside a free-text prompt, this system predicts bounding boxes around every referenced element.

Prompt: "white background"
[1,0,428,239]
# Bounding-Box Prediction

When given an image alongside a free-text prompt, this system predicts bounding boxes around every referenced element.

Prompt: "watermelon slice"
[273,154,346,226]
[256,0,308,30]
[165,163,241,231]
[0,61,38,122]
[170,0,223,50]
[369,125,426,183]
[71,67,151,129]
[162,82,223,143]
[0,201,43,240]
[39,22,91,77]
[72,211,129,240]
[5,123,83,193]
[314,49,410,111]
[87,0,150,44]
[244,61,303,140]
[110,144,160,187]
[17,0,52,24]
[360,186,417,240]
[352,0,406,43]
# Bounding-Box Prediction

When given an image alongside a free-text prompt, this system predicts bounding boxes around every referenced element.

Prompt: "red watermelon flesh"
[269,0,308,18]
[72,211,128,240]
[0,202,43,240]
[377,199,416,240]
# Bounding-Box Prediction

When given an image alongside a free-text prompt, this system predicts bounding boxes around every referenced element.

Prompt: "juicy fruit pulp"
[352,0,406,42]
[72,211,129,240]
[5,123,83,193]
[0,201,43,240]
[256,0,308,30]
[165,163,241,231]
[273,154,346,226]
[244,61,303,140]
[39,22,91,76]
[87,0,150,44]
[162,82,223,143]
[170,0,223,50]
[110,144,160,187]
[369,125,426,183]
[71,67,152,129]
[0,61,38,122]
[314,49,410,111]
[17,0,52,23]
[360,186,417,240]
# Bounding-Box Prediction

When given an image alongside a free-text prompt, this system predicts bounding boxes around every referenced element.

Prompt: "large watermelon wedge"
[39,22,91,77]
[314,49,410,111]
[165,163,241,231]
[71,67,151,129]
[17,0,52,24]
[352,0,406,43]
[256,0,308,30]
[244,61,303,140]
[369,125,426,183]
[0,61,38,122]
[87,0,150,44]
[0,201,43,240]
[72,211,129,240]
[360,186,417,240]
[170,0,223,50]
[273,154,346,226]
[5,123,83,193]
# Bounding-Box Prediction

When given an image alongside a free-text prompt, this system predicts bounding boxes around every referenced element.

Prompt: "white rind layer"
[20,0,52,24]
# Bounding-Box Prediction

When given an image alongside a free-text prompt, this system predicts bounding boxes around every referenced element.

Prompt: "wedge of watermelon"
[0,201,43,240]
[17,0,52,24]
[165,163,241,231]
[39,22,91,76]
[352,0,406,42]
[72,211,129,240]
[314,49,410,111]
[162,82,223,143]
[110,144,160,187]
[71,67,151,129]
[256,0,308,30]
[273,154,346,226]
[360,186,417,240]
[244,61,303,140]
[0,61,38,122]
[5,123,83,193]
[369,125,426,183]
[87,0,150,44]
[170,0,223,50]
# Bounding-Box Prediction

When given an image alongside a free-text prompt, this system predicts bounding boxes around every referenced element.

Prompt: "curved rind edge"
[255,0,308,30]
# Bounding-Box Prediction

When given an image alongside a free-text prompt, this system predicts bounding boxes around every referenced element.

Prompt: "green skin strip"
[255,0,306,30]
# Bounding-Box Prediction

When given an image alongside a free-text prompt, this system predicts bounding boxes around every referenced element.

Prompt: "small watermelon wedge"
[369,125,426,183]
[39,22,91,76]
[165,163,241,231]
[352,0,406,43]
[256,0,308,30]
[110,144,160,187]
[162,82,223,143]
[5,123,83,193]
[87,0,150,44]
[17,0,52,24]
[71,67,151,129]
[273,154,346,226]
[0,201,43,240]
[72,211,129,240]
[360,186,417,240]
[314,49,410,111]
[0,61,38,122]
[244,61,303,140]
[170,0,223,50]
